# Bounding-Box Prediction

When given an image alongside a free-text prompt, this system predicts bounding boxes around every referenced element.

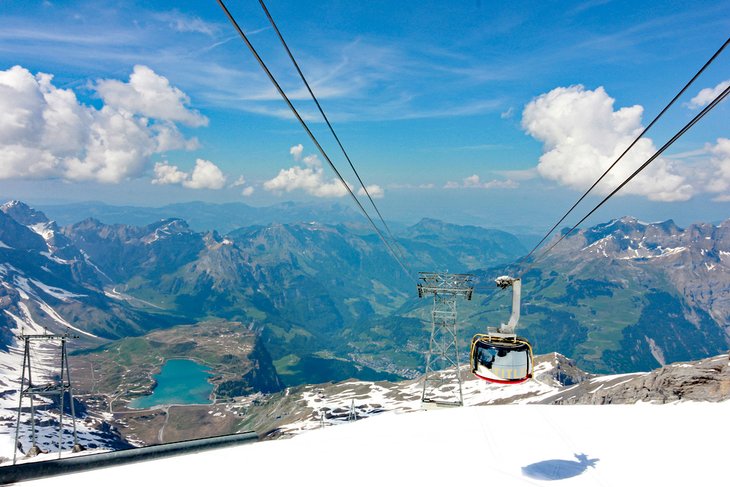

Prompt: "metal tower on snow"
[417,272,474,407]
[13,331,81,464]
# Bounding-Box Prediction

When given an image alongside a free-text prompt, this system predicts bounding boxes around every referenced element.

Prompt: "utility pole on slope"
[417,272,474,407]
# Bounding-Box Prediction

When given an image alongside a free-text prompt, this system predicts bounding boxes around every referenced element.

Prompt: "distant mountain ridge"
[37,200,368,233]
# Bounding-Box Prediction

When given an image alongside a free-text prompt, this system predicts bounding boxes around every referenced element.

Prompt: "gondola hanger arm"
[495,276,521,334]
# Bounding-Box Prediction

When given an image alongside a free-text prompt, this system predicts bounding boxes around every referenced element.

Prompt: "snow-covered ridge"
[13,275,86,303]
[0,200,22,211]
[578,216,723,263]
[141,219,189,244]
[28,278,86,302]
[1,267,98,339]
[29,222,55,242]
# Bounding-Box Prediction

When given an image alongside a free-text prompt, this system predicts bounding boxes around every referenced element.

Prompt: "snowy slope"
[16,400,730,486]
[0,281,133,461]
[0,314,129,462]
[233,355,576,439]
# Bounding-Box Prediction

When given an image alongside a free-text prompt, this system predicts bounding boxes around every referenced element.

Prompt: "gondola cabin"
[469,275,533,384]
[470,332,533,384]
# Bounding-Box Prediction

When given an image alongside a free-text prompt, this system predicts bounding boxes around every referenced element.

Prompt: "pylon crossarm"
[24,386,65,395]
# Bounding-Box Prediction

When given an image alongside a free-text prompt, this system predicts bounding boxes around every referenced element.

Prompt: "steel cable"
[520,83,730,277]
[519,37,730,267]
[258,0,410,266]
[216,0,415,281]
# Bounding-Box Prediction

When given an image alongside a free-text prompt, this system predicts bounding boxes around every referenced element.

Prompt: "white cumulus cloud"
[264,145,365,198]
[289,144,304,161]
[185,159,226,189]
[96,65,208,127]
[522,84,693,202]
[264,165,349,197]
[688,80,730,109]
[151,161,187,185]
[0,65,204,184]
[152,159,226,189]
[358,184,384,198]
[444,174,518,189]
[230,175,255,195]
[706,138,730,199]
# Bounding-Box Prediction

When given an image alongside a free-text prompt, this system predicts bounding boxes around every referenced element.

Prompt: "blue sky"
[0,0,728,232]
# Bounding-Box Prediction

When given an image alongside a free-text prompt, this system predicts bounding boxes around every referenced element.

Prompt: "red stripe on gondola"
[472,372,532,384]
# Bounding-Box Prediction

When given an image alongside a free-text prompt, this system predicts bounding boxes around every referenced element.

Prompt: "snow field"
[18,400,730,486]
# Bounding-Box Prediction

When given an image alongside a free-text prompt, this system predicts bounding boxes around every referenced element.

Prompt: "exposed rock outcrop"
[542,353,730,404]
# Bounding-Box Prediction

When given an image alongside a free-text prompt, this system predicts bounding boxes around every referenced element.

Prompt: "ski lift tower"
[13,331,81,464]
[417,272,474,407]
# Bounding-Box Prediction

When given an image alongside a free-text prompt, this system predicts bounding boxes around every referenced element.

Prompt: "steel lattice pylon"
[417,272,474,407]
[13,332,81,464]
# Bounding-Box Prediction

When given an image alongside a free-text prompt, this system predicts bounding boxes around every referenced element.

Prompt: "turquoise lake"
[129,359,214,409]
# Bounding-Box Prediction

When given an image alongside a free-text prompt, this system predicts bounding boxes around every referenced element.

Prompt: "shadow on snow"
[521,453,599,481]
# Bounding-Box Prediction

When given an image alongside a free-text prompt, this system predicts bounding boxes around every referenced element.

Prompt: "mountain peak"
[409,218,455,233]
[141,218,193,244]
[616,216,643,225]
[1,200,50,226]
[1,200,22,209]
[598,216,645,229]
[582,216,682,247]
[146,217,190,232]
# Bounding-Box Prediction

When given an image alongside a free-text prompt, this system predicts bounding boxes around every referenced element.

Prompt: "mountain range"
[0,200,527,384]
[36,200,369,234]
[1,200,729,381]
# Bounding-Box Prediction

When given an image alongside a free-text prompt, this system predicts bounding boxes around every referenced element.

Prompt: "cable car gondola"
[470,276,533,384]
[470,333,533,384]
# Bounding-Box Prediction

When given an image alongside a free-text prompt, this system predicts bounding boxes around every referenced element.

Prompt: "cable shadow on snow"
[521,453,599,481]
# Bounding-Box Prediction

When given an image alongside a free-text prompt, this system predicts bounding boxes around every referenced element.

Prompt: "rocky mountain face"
[0,202,181,347]
[541,354,730,405]
[559,216,730,330]
[61,217,205,283]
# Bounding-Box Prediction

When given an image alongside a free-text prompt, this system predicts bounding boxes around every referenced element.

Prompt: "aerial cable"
[216,0,415,280]
[519,36,730,266]
[257,0,410,266]
[519,82,730,277]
